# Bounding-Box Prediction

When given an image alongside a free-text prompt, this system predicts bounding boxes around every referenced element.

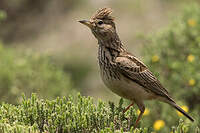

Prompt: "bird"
[78,7,194,127]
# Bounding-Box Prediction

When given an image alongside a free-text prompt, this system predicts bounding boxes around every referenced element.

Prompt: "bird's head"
[79,8,117,42]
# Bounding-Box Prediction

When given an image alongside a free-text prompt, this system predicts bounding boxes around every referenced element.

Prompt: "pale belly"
[101,73,156,102]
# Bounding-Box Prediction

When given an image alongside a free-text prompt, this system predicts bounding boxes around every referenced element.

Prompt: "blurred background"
[0,0,199,132]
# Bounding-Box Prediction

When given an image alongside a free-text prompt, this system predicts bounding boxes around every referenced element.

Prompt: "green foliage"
[170,119,199,133]
[0,123,39,133]
[1,93,198,133]
[144,3,200,109]
[0,10,7,22]
[141,2,200,132]
[0,44,74,104]
[54,56,93,90]
[0,93,140,133]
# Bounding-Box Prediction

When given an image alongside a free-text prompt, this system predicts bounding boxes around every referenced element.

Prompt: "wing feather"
[115,55,171,99]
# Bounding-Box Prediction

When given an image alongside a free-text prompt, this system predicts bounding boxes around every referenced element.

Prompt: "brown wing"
[115,54,172,100]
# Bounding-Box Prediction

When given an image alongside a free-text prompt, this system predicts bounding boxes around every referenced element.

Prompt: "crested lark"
[79,8,194,127]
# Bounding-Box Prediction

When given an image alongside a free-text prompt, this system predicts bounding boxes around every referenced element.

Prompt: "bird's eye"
[98,20,104,25]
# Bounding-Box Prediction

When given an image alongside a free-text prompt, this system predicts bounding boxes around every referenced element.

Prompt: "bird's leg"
[123,102,134,113]
[134,109,144,128]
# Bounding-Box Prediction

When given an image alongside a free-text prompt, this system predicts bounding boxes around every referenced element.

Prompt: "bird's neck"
[98,34,125,66]
[98,34,125,53]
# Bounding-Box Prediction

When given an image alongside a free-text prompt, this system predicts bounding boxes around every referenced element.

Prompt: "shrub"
[143,3,200,110]
[53,56,93,90]
[0,43,74,104]
[141,3,200,132]
[0,10,7,22]
[0,93,199,133]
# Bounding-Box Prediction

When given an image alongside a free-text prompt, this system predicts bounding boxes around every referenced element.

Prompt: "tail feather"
[170,102,194,122]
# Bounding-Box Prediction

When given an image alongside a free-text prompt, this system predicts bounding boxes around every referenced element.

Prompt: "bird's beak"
[78,20,92,28]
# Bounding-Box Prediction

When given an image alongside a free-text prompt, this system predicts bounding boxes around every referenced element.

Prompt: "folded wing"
[115,53,173,101]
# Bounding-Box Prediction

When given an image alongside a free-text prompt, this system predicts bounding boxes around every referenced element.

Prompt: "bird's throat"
[97,34,125,53]
[98,35,125,67]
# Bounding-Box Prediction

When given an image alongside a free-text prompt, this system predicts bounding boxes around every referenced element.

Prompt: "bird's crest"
[91,7,114,21]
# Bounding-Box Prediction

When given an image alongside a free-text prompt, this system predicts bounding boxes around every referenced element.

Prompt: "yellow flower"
[176,105,189,116]
[153,120,165,131]
[137,108,150,116]
[187,54,195,62]
[152,55,159,63]
[188,79,195,86]
[187,19,196,27]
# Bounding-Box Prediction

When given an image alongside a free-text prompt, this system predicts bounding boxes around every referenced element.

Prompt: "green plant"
[0,10,7,22]
[1,93,198,133]
[140,3,200,132]
[0,44,74,104]
[143,3,200,110]
[0,93,141,133]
